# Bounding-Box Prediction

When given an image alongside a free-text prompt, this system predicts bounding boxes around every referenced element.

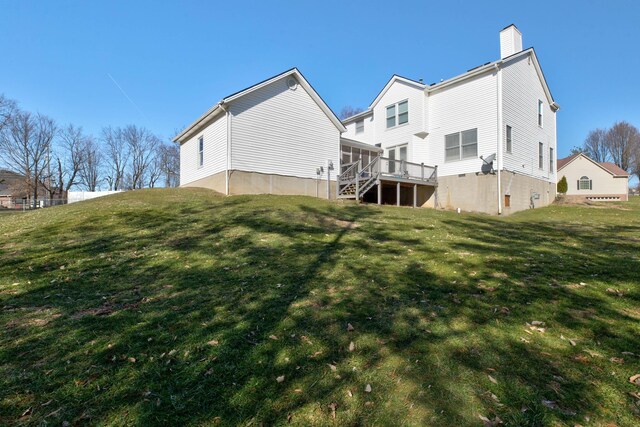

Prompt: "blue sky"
[1,0,639,159]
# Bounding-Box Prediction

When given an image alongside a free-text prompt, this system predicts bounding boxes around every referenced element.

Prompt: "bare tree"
[0,111,56,208]
[147,151,162,188]
[606,121,639,172]
[79,136,101,191]
[0,94,17,135]
[123,125,157,189]
[43,124,86,201]
[339,106,365,120]
[582,128,609,162]
[159,141,180,187]
[102,126,129,191]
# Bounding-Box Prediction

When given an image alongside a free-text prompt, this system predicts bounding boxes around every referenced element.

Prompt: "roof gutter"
[173,102,223,143]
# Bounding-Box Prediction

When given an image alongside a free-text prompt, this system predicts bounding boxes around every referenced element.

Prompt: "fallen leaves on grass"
[606,288,624,297]
[488,375,498,384]
[365,384,372,393]
[347,323,355,331]
[207,340,219,346]
[328,402,337,419]
[276,375,285,383]
[479,414,503,426]
[268,335,278,340]
[629,374,640,386]
[348,341,355,352]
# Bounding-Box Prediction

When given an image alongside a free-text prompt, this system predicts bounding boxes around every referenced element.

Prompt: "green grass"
[1,189,639,426]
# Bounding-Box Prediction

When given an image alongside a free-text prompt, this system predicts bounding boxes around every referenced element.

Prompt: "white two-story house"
[341,24,559,213]
[176,25,558,214]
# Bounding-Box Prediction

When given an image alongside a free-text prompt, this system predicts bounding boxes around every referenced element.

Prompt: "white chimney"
[500,24,522,58]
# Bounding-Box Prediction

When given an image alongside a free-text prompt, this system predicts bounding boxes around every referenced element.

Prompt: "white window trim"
[538,141,544,170]
[538,100,544,128]
[198,135,204,168]
[445,128,478,163]
[385,99,409,130]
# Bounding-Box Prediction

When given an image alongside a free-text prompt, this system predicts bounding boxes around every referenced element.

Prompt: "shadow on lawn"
[1,195,639,425]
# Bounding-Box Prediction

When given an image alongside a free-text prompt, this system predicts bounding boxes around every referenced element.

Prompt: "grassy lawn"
[1,189,639,426]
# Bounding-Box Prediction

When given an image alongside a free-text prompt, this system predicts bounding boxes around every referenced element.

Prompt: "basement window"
[198,136,204,167]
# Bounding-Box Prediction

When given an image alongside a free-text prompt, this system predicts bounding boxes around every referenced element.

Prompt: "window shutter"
[577,180,579,190]
[590,180,592,190]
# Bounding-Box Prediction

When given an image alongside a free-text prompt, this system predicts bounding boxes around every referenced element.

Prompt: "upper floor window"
[579,176,592,190]
[386,100,409,128]
[445,128,477,162]
[538,142,543,169]
[355,119,364,134]
[549,147,554,172]
[506,125,512,153]
[538,100,543,127]
[198,136,204,167]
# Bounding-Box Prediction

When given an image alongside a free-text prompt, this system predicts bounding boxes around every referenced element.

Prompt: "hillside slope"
[1,189,639,426]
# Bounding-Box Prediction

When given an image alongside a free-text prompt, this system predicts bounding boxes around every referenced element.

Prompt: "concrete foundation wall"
[181,171,226,194]
[229,170,335,198]
[428,171,555,214]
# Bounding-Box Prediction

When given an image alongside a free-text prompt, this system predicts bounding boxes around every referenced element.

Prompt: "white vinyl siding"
[372,80,425,164]
[427,71,497,176]
[229,76,340,180]
[342,112,375,144]
[502,53,556,182]
[180,113,227,186]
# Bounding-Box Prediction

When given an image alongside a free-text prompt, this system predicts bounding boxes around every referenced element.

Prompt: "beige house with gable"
[557,153,629,201]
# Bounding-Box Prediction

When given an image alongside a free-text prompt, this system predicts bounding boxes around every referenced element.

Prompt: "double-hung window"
[386,100,408,128]
[355,119,364,134]
[386,105,396,128]
[198,136,204,167]
[538,100,543,127]
[506,125,512,153]
[445,128,477,162]
[538,142,544,169]
[549,147,554,172]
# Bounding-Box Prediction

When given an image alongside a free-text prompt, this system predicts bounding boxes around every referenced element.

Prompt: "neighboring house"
[0,169,25,208]
[174,69,346,198]
[177,24,558,214]
[557,153,630,201]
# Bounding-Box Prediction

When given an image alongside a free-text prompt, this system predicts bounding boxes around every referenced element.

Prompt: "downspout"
[219,102,231,196]
[495,64,503,215]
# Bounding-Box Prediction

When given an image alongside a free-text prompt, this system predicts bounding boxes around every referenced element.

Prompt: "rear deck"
[338,156,438,207]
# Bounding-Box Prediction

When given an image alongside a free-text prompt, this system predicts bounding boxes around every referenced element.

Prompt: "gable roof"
[557,153,630,177]
[174,68,346,143]
[368,75,426,110]
[342,47,559,125]
[557,153,579,170]
[599,162,629,176]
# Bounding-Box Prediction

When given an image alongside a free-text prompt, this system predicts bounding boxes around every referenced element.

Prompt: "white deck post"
[413,184,417,208]
[396,182,400,206]
[377,181,382,205]
[355,159,361,202]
